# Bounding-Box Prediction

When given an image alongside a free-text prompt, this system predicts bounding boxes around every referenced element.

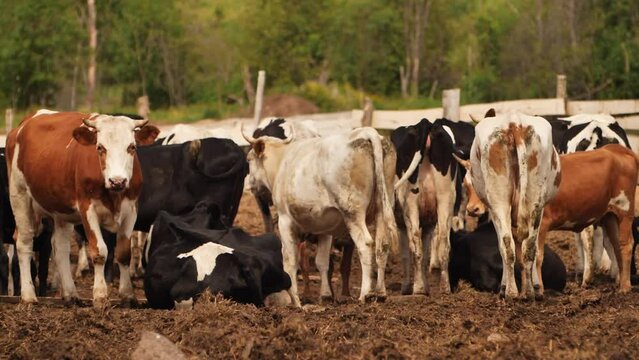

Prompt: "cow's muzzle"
[108,177,128,192]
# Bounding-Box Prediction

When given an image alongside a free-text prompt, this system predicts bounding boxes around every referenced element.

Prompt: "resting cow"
[143,203,291,309]
[6,110,159,305]
[449,220,566,293]
[462,143,638,295]
[459,110,561,299]
[243,126,398,306]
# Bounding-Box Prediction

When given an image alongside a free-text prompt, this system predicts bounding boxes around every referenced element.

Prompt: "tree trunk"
[399,65,409,98]
[86,0,97,111]
[402,0,431,98]
[243,65,256,106]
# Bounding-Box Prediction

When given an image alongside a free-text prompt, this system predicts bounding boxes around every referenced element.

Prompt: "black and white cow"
[391,118,474,295]
[449,219,567,293]
[143,203,291,309]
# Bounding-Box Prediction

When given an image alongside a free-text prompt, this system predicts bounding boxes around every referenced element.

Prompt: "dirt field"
[1,193,639,359]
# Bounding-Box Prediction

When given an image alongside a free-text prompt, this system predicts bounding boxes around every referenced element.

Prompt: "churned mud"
[1,193,639,359]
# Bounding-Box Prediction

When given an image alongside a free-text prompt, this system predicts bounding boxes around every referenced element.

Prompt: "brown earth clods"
[1,194,639,359]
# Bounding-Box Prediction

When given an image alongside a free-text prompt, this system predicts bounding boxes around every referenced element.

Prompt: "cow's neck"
[263,143,288,192]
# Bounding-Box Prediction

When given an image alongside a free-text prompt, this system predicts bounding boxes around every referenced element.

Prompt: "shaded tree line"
[0,0,637,111]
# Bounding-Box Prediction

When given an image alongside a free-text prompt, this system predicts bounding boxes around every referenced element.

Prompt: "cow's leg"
[452,183,468,232]
[278,215,302,308]
[81,207,111,307]
[403,193,426,295]
[573,233,584,283]
[6,244,16,296]
[10,200,37,302]
[592,226,607,273]
[580,227,595,287]
[0,244,7,295]
[316,235,334,302]
[535,221,550,298]
[74,230,90,278]
[431,171,454,294]
[36,232,51,296]
[340,241,353,297]
[602,230,618,280]
[51,221,78,301]
[491,207,517,299]
[297,242,311,297]
[398,228,412,295]
[346,218,375,302]
[114,209,136,303]
[255,191,274,233]
[522,206,544,300]
[607,215,633,293]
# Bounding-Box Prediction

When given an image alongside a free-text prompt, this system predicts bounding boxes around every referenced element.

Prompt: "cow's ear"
[73,126,97,146]
[253,140,266,158]
[135,125,160,145]
[485,108,496,118]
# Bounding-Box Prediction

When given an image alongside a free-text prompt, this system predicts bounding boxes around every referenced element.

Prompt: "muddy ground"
[1,193,639,359]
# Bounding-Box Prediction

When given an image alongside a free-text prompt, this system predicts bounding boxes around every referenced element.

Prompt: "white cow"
[463,111,561,299]
[243,126,399,307]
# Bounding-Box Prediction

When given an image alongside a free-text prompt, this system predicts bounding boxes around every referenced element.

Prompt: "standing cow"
[6,111,159,305]
[460,110,561,299]
[243,127,398,306]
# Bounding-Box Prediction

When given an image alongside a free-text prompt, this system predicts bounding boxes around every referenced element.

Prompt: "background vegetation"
[0,0,637,122]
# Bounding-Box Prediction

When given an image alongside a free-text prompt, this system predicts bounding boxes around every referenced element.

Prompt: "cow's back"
[7,112,94,215]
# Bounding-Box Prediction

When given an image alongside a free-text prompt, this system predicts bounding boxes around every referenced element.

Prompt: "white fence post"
[361,97,374,127]
[442,88,461,121]
[5,108,13,134]
[253,70,266,126]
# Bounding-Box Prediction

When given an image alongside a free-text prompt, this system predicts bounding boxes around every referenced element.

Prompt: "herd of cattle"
[0,108,637,309]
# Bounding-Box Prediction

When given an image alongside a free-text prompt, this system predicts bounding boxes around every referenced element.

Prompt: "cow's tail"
[394,151,421,191]
[513,136,528,233]
[362,130,399,255]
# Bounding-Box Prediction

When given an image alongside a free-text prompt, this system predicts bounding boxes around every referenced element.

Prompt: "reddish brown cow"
[6,110,158,306]
[463,144,638,295]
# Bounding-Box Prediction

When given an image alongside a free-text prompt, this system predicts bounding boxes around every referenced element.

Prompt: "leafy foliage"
[0,0,637,113]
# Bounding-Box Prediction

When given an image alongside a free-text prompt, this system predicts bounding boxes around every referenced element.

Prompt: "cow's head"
[453,153,487,218]
[242,124,294,194]
[73,114,160,191]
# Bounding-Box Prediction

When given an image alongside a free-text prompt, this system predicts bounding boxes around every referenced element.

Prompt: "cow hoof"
[93,297,110,310]
[499,285,506,299]
[363,294,377,303]
[62,296,81,306]
[375,294,387,303]
[120,296,138,308]
[20,297,38,305]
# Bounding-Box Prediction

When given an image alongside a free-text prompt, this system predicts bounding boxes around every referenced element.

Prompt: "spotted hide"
[143,203,291,309]
[459,111,561,299]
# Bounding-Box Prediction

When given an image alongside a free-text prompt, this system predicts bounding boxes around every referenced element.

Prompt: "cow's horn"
[83,117,98,128]
[282,124,295,144]
[240,123,256,143]
[133,118,149,128]
[469,113,480,124]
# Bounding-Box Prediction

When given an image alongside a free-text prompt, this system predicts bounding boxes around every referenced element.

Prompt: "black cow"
[391,118,475,295]
[143,203,291,309]
[449,220,567,293]
[75,137,248,281]
[0,148,52,296]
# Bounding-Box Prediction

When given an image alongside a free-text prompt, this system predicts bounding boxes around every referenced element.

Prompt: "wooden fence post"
[361,97,374,127]
[442,88,460,121]
[556,74,567,99]
[5,108,13,134]
[253,70,266,126]
[137,96,150,119]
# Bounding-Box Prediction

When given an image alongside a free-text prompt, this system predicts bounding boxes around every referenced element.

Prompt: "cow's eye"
[127,143,136,153]
[97,144,106,153]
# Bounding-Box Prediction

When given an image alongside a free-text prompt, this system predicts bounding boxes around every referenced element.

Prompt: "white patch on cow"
[609,191,630,212]
[442,125,455,144]
[6,244,14,296]
[34,109,58,117]
[144,225,154,266]
[174,297,193,310]
[559,114,616,127]
[177,242,234,281]
[90,115,140,190]
[75,243,89,278]
[560,221,577,228]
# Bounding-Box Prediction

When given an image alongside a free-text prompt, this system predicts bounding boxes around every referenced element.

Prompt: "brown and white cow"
[6,110,159,306]
[462,143,638,295]
[459,111,561,299]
